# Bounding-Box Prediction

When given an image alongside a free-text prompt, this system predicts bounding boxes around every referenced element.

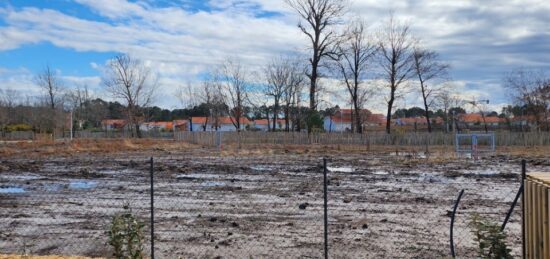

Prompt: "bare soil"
[1,140,548,258]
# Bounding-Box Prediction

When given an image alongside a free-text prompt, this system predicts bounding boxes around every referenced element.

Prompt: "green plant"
[469,213,512,259]
[5,124,33,132]
[108,204,145,259]
[307,110,324,132]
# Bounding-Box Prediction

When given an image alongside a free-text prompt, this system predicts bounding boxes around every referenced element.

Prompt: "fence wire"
[0,151,525,258]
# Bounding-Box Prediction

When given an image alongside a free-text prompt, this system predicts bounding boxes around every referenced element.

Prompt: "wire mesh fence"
[0,151,525,258]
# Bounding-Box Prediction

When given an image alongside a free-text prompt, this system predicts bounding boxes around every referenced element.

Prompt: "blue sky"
[1,0,549,112]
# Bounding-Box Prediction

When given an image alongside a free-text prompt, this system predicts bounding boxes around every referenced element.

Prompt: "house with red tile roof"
[189,116,252,131]
[253,119,290,131]
[141,121,173,131]
[142,121,191,132]
[458,113,504,127]
[323,109,386,132]
[218,117,252,131]
[364,113,386,127]
[101,119,127,131]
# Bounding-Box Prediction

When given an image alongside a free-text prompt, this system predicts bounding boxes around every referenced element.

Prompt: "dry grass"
[0,138,195,158]
[1,138,549,160]
[0,255,103,259]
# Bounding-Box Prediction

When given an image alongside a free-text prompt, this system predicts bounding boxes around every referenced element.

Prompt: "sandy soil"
[1,141,547,258]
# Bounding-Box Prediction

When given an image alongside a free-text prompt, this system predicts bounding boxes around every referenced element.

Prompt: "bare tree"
[377,15,415,134]
[285,0,348,111]
[102,54,158,138]
[66,84,92,130]
[218,58,250,131]
[36,65,63,110]
[35,65,64,135]
[504,69,550,131]
[175,82,198,109]
[264,57,292,131]
[0,89,20,129]
[0,89,9,133]
[412,45,450,132]
[283,59,306,131]
[196,76,226,131]
[332,19,378,133]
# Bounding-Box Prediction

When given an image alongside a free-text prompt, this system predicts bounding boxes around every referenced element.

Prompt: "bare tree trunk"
[421,84,432,133]
[386,92,394,134]
[353,98,362,134]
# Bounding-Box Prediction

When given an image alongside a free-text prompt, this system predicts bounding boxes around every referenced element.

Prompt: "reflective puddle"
[0,187,26,194]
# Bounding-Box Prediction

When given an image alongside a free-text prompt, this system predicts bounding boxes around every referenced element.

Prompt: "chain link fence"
[0,151,525,258]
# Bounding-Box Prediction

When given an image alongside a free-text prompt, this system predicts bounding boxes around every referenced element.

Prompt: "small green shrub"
[307,110,324,132]
[469,213,512,259]
[108,204,145,259]
[5,124,33,132]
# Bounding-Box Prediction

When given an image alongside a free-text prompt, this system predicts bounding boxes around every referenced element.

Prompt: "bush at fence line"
[4,124,33,132]
[108,204,145,259]
[469,213,513,259]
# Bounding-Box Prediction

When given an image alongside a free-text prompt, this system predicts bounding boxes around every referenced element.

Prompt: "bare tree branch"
[412,45,450,132]
[102,54,158,138]
[377,14,415,134]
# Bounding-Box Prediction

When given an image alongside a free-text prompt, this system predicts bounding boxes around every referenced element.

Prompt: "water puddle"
[373,171,389,175]
[390,152,427,159]
[8,174,43,180]
[0,187,25,194]
[177,174,219,180]
[69,181,97,189]
[474,170,498,176]
[328,167,354,173]
[201,181,226,187]
[250,165,275,171]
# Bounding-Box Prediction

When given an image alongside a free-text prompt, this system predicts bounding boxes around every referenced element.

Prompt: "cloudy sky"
[1,0,549,113]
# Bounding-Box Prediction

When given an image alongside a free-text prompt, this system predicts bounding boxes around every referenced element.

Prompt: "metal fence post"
[150,157,155,259]
[521,159,526,259]
[450,189,464,258]
[323,158,328,259]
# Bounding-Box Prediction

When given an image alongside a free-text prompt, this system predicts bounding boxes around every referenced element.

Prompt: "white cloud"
[0,0,549,112]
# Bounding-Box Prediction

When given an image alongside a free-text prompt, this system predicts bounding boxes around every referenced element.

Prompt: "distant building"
[218,117,252,131]
[188,116,252,131]
[324,109,386,132]
[324,115,352,132]
[140,121,173,132]
[253,119,289,131]
[189,117,211,131]
[394,117,444,126]
[458,113,504,127]
[364,113,386,127]
[101,119,127,131]
[254,119,271,131]
[131,120,189,132]
[510,115,537,128]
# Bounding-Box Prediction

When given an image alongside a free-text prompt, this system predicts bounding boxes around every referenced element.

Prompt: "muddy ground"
[1,145,548,258]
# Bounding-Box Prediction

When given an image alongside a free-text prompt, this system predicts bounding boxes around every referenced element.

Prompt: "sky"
[0,0,549,113]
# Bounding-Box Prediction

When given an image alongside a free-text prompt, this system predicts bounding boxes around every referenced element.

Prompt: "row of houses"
[101,117,291,132]
[100,111,538,133]
[323,110,537,131]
